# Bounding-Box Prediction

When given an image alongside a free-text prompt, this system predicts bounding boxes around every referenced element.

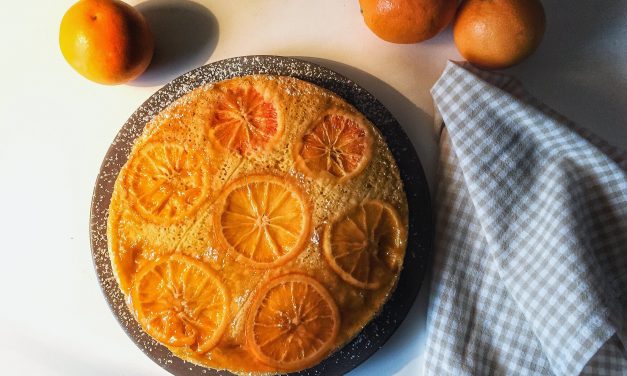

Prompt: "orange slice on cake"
[295,112,373,182]
[246,273,340,372]
[207,84,282,155]
[213,174,311,268]
[123,142,211,224]
[131,254,229,353]
[323,200,405,289]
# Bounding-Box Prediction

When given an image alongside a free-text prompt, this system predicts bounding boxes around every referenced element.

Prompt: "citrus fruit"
[323,200,405,289]
[131,254,229,353]
[123,142,211,224]
[246,274,340,371]
[294,113,373,182]
[207,84,281,155]
[59,0,154,84]
[453,0,546,69]
[359,0,458,43]
[214,175,311,268]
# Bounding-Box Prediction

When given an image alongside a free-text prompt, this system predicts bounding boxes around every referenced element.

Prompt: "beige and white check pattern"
[424,61,627,376]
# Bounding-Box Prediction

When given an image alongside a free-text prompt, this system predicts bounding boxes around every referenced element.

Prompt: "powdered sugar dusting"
[90,55,432,376]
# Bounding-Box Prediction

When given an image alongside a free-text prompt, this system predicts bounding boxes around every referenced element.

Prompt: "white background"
[0,1,625,375]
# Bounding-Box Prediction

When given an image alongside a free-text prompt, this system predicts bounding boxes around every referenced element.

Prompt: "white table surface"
[1,1,625,375]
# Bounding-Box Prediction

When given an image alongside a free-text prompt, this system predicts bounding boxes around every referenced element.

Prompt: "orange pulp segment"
[208,84,281,155]
[323,200,404,289]
[214,175,311,268]
[296,113,372,181]
[246,274,340,371]
[124,142,210,224]
[131,254,229,353]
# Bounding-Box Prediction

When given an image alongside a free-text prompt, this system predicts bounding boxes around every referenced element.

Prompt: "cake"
[107,75,408,374]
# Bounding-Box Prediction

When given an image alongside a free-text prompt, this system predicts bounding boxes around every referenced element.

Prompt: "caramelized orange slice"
[208,84,281,155]
[214,175,311,268]
[131,254,229,353]
[323,200,405,289]
[246,274,340,371]
[124,142,210,224]
[295,113,372,181]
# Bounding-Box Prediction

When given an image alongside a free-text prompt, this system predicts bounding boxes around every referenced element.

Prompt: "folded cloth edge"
[428,60,626,376]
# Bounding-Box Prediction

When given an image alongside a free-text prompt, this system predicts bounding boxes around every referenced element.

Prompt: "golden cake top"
[107,74,408,374]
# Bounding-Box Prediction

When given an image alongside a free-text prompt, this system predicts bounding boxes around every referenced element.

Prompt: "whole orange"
[453,0,546,69]
[359,0,458,43]
[59,0,154,85]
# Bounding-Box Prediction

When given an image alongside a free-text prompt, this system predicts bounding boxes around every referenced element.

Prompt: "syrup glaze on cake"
[107,75,408,374]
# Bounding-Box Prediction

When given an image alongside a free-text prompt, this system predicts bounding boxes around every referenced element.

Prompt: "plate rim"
[89,55,433,376]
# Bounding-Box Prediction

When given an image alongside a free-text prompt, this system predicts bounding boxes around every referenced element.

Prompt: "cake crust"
[107,75,408,374]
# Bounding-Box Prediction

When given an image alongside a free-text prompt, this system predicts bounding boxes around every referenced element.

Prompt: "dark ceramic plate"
[90,55,432,376]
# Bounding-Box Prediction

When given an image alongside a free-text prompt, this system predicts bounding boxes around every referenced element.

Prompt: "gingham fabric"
[424,61,627,376]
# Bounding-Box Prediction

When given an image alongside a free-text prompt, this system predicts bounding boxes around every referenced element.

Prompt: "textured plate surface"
[90,55,432,376]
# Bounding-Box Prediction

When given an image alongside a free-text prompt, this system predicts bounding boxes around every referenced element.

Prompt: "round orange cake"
[107,75,408,374]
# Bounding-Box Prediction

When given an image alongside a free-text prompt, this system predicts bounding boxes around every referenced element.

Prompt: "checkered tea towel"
[424,61,627,376]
